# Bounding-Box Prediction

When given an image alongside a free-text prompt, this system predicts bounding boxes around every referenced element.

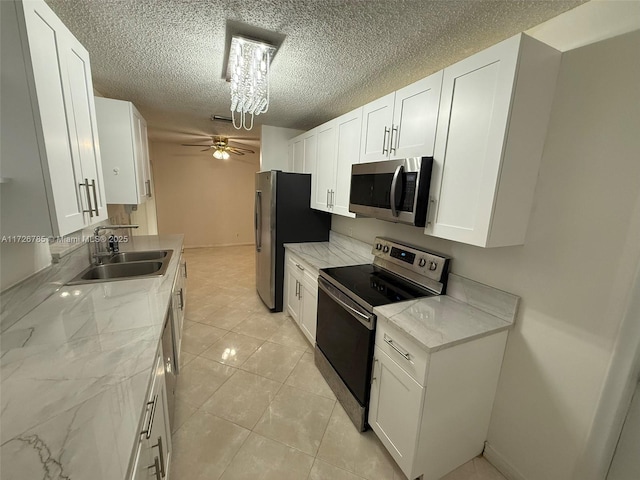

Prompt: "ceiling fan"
[181,136,256,160]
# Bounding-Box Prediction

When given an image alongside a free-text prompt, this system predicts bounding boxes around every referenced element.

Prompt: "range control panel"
[372,237,450,283]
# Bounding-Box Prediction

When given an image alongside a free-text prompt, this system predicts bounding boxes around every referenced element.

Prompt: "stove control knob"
[382,245,390,253]
[375,243,382,251]
[418,258,427,268]
[429,261,438,271]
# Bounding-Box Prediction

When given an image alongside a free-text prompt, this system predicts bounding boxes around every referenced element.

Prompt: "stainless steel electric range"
[315,237,450,431]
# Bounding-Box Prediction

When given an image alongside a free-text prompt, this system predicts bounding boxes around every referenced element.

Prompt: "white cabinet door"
[391,72,443,159]
[299,279,318,345]
[302,131,317,175]
[332,109,361,217]
[291,137,304,173]
[133,109,150,203]
[63,36,108,223]
[285,263,301,322]
[313,121,337,212]
[426,34,559,247]
[369,347,423,476]
[21,1,87,235]
[95,98,151,205]
[130,440,153,480]
[360,92,395,163]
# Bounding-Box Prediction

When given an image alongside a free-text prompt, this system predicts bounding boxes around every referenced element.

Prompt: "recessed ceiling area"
[46,0,587,144]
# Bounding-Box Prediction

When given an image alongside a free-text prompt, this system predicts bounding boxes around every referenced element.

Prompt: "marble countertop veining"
[284,232,373,270]
[374,294,514,353]
[0,234,184,480]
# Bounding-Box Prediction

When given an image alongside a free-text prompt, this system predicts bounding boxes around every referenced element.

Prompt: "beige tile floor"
[170,245,507,480]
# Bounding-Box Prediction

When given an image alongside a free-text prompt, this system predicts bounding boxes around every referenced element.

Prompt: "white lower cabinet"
[130,350,171,480]
[171,253,187,372]
[369,319,508,480]
[284,251,319,345]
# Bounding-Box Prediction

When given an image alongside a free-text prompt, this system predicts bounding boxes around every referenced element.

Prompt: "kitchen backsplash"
[0,243,91,333]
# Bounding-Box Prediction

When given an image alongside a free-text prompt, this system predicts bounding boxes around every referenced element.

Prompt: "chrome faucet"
[92,224,139,264]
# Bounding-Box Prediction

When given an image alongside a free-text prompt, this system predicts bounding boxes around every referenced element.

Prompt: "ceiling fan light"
[213,149,224,159]
[222,151,230,160]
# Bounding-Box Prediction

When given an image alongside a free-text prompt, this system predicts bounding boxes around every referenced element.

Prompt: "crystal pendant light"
[227,35,276,131]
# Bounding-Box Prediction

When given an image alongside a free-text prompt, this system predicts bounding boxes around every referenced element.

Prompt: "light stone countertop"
[0,234,184,480]
[284,232,373,270]
[374,274,519,353]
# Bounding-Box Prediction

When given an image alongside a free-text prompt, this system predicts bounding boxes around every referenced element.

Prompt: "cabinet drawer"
[287,252,318,286]
[376,318,430,386]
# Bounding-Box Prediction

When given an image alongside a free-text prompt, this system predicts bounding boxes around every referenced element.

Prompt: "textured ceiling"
[46,0,587,145]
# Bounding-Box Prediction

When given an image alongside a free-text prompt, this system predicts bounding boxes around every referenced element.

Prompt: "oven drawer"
[376,318,430,386]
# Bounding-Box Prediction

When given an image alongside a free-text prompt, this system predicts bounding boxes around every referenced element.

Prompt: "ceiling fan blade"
[227,143,255,153]
[201,148,212,152]
[227,148,246,156]
[182,143,213,147]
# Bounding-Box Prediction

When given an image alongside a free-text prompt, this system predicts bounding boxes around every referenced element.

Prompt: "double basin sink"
[67,250,173,285]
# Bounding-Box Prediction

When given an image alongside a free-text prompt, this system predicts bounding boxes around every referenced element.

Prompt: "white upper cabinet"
[288,128,317,175]
[425,34,560,247]
[312,108,362,217]
[94,98,153,205]
[360,72,443,163]
[313,120,336,211]
[289,137,304,173]
[0,0,107,237]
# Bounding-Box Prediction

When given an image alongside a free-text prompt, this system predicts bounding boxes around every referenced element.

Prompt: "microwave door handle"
[390,165,404,217]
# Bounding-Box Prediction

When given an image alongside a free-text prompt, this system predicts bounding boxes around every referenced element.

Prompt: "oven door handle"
[318,278,374,329]
[390,165,404,217]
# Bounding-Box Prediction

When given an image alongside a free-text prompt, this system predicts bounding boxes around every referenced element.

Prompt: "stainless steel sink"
[67,249,173,284]
[108,250,169,263]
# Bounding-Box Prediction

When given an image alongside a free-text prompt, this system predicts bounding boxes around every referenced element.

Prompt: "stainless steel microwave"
[349,157,433,227]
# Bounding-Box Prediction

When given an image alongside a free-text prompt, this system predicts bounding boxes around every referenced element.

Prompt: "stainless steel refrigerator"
[255,171,330,312]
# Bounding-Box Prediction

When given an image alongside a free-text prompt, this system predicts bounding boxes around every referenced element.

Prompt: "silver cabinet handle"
[145,179,152,197]
[326,189,330,207]
[295,280,300,299]
[295,263,304,271]
[382,126,390,155]
[149,456,161,480]
[178,288,184,310]
[390,125,398,155]
[182,262,188,278]
[152,436,166,478]
[427,197,436,226]
[371,358,379,383]
[255,191,262,252]
[141,394,157,439]
[330,190,335,208]
[90,179,99,216]
[390,165,404,218]
[384,333,410,360]
[80,178,94,217]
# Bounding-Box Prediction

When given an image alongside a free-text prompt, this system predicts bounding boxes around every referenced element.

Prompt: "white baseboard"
[184,242,254,249]
[483,442,527,480]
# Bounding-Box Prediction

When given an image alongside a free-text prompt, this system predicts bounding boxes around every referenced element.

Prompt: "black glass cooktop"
[320,264,435,308]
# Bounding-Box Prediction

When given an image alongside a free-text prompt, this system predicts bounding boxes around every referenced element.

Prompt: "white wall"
[260,125,303,171]
[333,26,640,480]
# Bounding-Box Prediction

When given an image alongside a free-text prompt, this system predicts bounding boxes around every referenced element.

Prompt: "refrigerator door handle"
[255,190,262,251]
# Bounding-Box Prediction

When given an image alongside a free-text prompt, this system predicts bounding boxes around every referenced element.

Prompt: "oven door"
[349,157,432,227]
[316,277,375,406]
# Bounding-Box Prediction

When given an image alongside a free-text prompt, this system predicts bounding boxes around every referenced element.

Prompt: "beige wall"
[151,141,259,247]
[332,28,640,480]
